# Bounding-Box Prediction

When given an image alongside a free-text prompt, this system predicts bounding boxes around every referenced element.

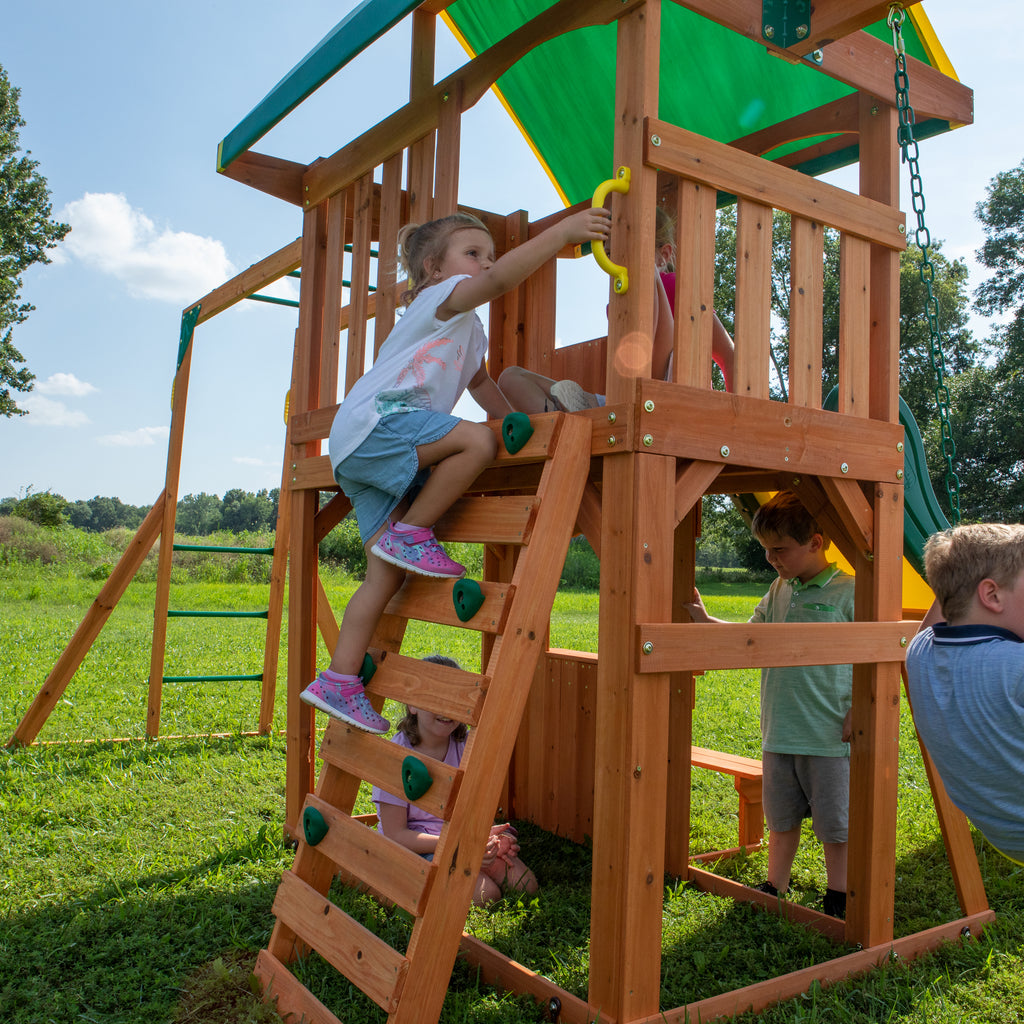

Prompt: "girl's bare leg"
[497,366,559,413]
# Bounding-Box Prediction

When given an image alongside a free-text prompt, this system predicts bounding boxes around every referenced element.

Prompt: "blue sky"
[2,1,1019,505]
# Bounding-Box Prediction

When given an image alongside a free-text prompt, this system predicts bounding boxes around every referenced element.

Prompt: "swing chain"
[888,4,962,526]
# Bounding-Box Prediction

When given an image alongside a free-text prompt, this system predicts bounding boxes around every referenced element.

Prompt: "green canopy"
[218,1,960,205]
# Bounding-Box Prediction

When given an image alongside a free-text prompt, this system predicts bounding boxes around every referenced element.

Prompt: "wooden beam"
[217,150,306,205]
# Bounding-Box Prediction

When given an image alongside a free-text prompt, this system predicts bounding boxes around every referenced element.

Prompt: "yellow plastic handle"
[591,166,630,294]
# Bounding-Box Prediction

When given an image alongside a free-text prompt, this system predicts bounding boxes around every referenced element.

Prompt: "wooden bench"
[690,746,764,849]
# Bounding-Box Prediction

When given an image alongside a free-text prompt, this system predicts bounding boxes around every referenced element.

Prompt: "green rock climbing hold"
[302,806,329,846]
[360,652,377,685]
[502,411,534,454]
[452,578,485,622]
[402,755,433,801]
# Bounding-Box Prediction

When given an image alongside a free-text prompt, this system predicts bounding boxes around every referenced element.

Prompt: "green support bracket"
[176,305,201,371]
[761,0,811,48]
[302,806,329,846]
[501,411,534,455]
[402,755,433,801]
[452,578,485,623]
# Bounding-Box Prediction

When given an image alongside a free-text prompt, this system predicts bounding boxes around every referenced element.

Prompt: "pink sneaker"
[300,672,389,734]
[371,523,466,578]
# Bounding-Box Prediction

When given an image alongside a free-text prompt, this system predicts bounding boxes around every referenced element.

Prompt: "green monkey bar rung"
[173,543,275,555]
[162,673,264,683]
[246,293,301,309]
[167,610,270,619]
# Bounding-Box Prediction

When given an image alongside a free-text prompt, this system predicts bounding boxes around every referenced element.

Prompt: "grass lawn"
[2,552,1023,1023]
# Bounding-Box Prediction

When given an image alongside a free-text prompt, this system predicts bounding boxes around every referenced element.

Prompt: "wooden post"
[285,201,329,835]
[589,4,669,1020]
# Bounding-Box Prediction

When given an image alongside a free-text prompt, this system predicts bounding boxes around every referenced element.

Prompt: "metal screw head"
[796,24,808,38]
[642,433,654,447]
[607,436,617,447]
[840,463,849,474]
[763,23,775,39]
[899,224,906,234]
[897,441,904,452]
[896,469,904,480]
[607,411,616,424]
[644,399,655,413]
[651,134,662,147]
[642,641,654,655]
[720,445,730,458]
[900,636,908,648]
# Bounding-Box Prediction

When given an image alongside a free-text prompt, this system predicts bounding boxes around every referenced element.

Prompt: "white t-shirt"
[329,275,488,471]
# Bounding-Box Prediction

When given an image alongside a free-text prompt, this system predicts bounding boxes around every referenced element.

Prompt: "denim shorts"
[762,751,849,841]
[335,410,459,544]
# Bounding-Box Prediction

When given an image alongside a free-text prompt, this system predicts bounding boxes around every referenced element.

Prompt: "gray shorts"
[762,751,849,842]
[335,410,459,544]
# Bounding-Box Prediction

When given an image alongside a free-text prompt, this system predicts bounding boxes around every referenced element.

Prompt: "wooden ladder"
[255,410,592,1024]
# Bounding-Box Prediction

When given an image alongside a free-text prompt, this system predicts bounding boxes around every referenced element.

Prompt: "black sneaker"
[755,880,787,897]
[823,888,847,919]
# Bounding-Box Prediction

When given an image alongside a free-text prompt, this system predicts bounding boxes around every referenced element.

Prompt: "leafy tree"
[222,487,273,533]
[12,488,66,527]
[176,492,223,535]
[1,65,70,416]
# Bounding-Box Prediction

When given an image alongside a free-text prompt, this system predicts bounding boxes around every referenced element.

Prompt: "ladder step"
[167,609,269,618]
[162,673,263,683]
[254,949,344,1024]
[434,495,538,545]
[369,652,488,726]
[387,577,513,633]
[172,543,275,555]
[319,720,463,825]
[272,871,409,1013]
[302,794,434,915]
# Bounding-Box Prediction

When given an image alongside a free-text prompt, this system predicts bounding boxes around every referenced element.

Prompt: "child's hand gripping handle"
[591,166,631,294]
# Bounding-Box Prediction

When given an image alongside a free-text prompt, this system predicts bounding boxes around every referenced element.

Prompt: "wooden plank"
[788,216,824,408]
[636,621,914,673]
[374,152,404,356]
[385,576,512,634]
[630,908,994,1024]
[369,651,489,726]
[734,198,772,400]
[255,948,345,1024]
[674,460,721,527]
[7,494,165,747]
[731,93,860,159]
[645,118,907,249]
[690,746,762,780]
[673,178,717,387]
[217,151,306,206]
[637,380,905,482]
[191,238,302,324]
[458,933,600,1024]
[271,871,408,1013]
[319,718,464,822]
[859,92,901,424]
[301,794,434,915]
[820,476,874,557]
[433,79,462,217]
[838,233,871,416]
[434,495,538,545]
[346,175,374,396]
[320,190,347,407]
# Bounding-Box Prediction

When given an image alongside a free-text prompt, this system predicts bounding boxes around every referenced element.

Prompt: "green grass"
[2,531,1024,1023]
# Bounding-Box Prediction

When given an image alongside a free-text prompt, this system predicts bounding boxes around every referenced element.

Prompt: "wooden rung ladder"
[257,411,593,1024]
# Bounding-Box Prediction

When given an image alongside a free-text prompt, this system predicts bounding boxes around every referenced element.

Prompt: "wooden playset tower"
[205,2,991,1022]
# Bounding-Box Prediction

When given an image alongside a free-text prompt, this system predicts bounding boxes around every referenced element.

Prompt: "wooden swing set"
[8,1,997,1021]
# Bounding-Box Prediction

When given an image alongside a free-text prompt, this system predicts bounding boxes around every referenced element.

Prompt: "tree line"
[1,488,281,535]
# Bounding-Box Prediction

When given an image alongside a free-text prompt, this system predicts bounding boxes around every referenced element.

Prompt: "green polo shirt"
[749,564,856,757]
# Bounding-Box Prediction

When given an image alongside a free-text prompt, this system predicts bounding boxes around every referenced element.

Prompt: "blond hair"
[655,205,676,271]
[398,213,491,304]
[924,523,1024,622]
[751,491,823,546]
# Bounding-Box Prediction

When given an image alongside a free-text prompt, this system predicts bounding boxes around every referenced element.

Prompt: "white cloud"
[21,394,91,427]
[98,426,169,447]
[34,372,98,397]
[59,193,236,303]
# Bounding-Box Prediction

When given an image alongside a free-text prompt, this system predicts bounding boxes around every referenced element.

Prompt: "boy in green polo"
[685,491,855,918]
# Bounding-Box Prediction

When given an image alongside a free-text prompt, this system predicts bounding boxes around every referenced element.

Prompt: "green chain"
[888,5,961,526]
